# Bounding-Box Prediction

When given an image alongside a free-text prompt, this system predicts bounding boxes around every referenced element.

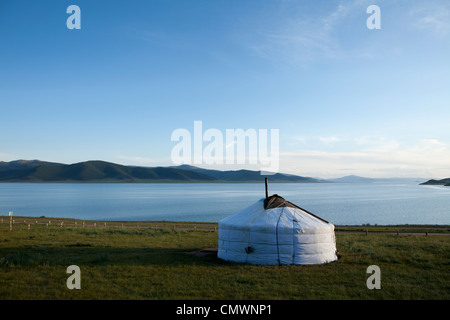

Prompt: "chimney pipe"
[265,177,269,199]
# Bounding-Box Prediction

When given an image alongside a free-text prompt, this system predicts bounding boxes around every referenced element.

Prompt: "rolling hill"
[0,160,321,183]
[420,178,450,186]
[0,160,216,182]
[173,164,320,183]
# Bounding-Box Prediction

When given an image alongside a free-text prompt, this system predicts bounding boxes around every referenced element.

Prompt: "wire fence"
[0,216,218,232]
[1,216,449,235]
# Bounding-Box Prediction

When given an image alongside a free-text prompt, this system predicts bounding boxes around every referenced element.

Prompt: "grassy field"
[0,217,449,300]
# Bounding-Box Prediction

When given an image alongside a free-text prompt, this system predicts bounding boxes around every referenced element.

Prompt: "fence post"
[9,211,13,231]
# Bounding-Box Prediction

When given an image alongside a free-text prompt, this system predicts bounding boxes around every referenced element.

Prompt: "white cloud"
[279,138,450,178]
[319,136,341,145]
[409,1,450,37]
[246,0,372,65]
[354,136,400,153]
[244,0,450,67]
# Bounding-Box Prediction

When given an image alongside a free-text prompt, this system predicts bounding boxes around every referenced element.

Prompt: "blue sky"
[1,0,449,178]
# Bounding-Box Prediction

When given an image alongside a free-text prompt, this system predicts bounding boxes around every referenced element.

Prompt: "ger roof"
[263,194,330,224]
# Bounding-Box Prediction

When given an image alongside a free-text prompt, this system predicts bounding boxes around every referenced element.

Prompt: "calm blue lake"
[0,182,449,225]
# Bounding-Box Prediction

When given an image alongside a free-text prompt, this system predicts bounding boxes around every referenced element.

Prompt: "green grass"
[0,221,449,300]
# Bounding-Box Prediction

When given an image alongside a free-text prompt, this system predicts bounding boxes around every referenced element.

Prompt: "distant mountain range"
[326,175,376,183]
[420,178,450,186]
[326,175,426,184]
[0,160,322,183]
[0,160,444,185]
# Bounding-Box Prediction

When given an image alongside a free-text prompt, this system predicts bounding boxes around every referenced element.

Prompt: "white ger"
[218,179,338,265]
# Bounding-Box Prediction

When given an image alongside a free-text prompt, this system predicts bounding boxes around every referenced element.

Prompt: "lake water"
[0,182,449,225]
